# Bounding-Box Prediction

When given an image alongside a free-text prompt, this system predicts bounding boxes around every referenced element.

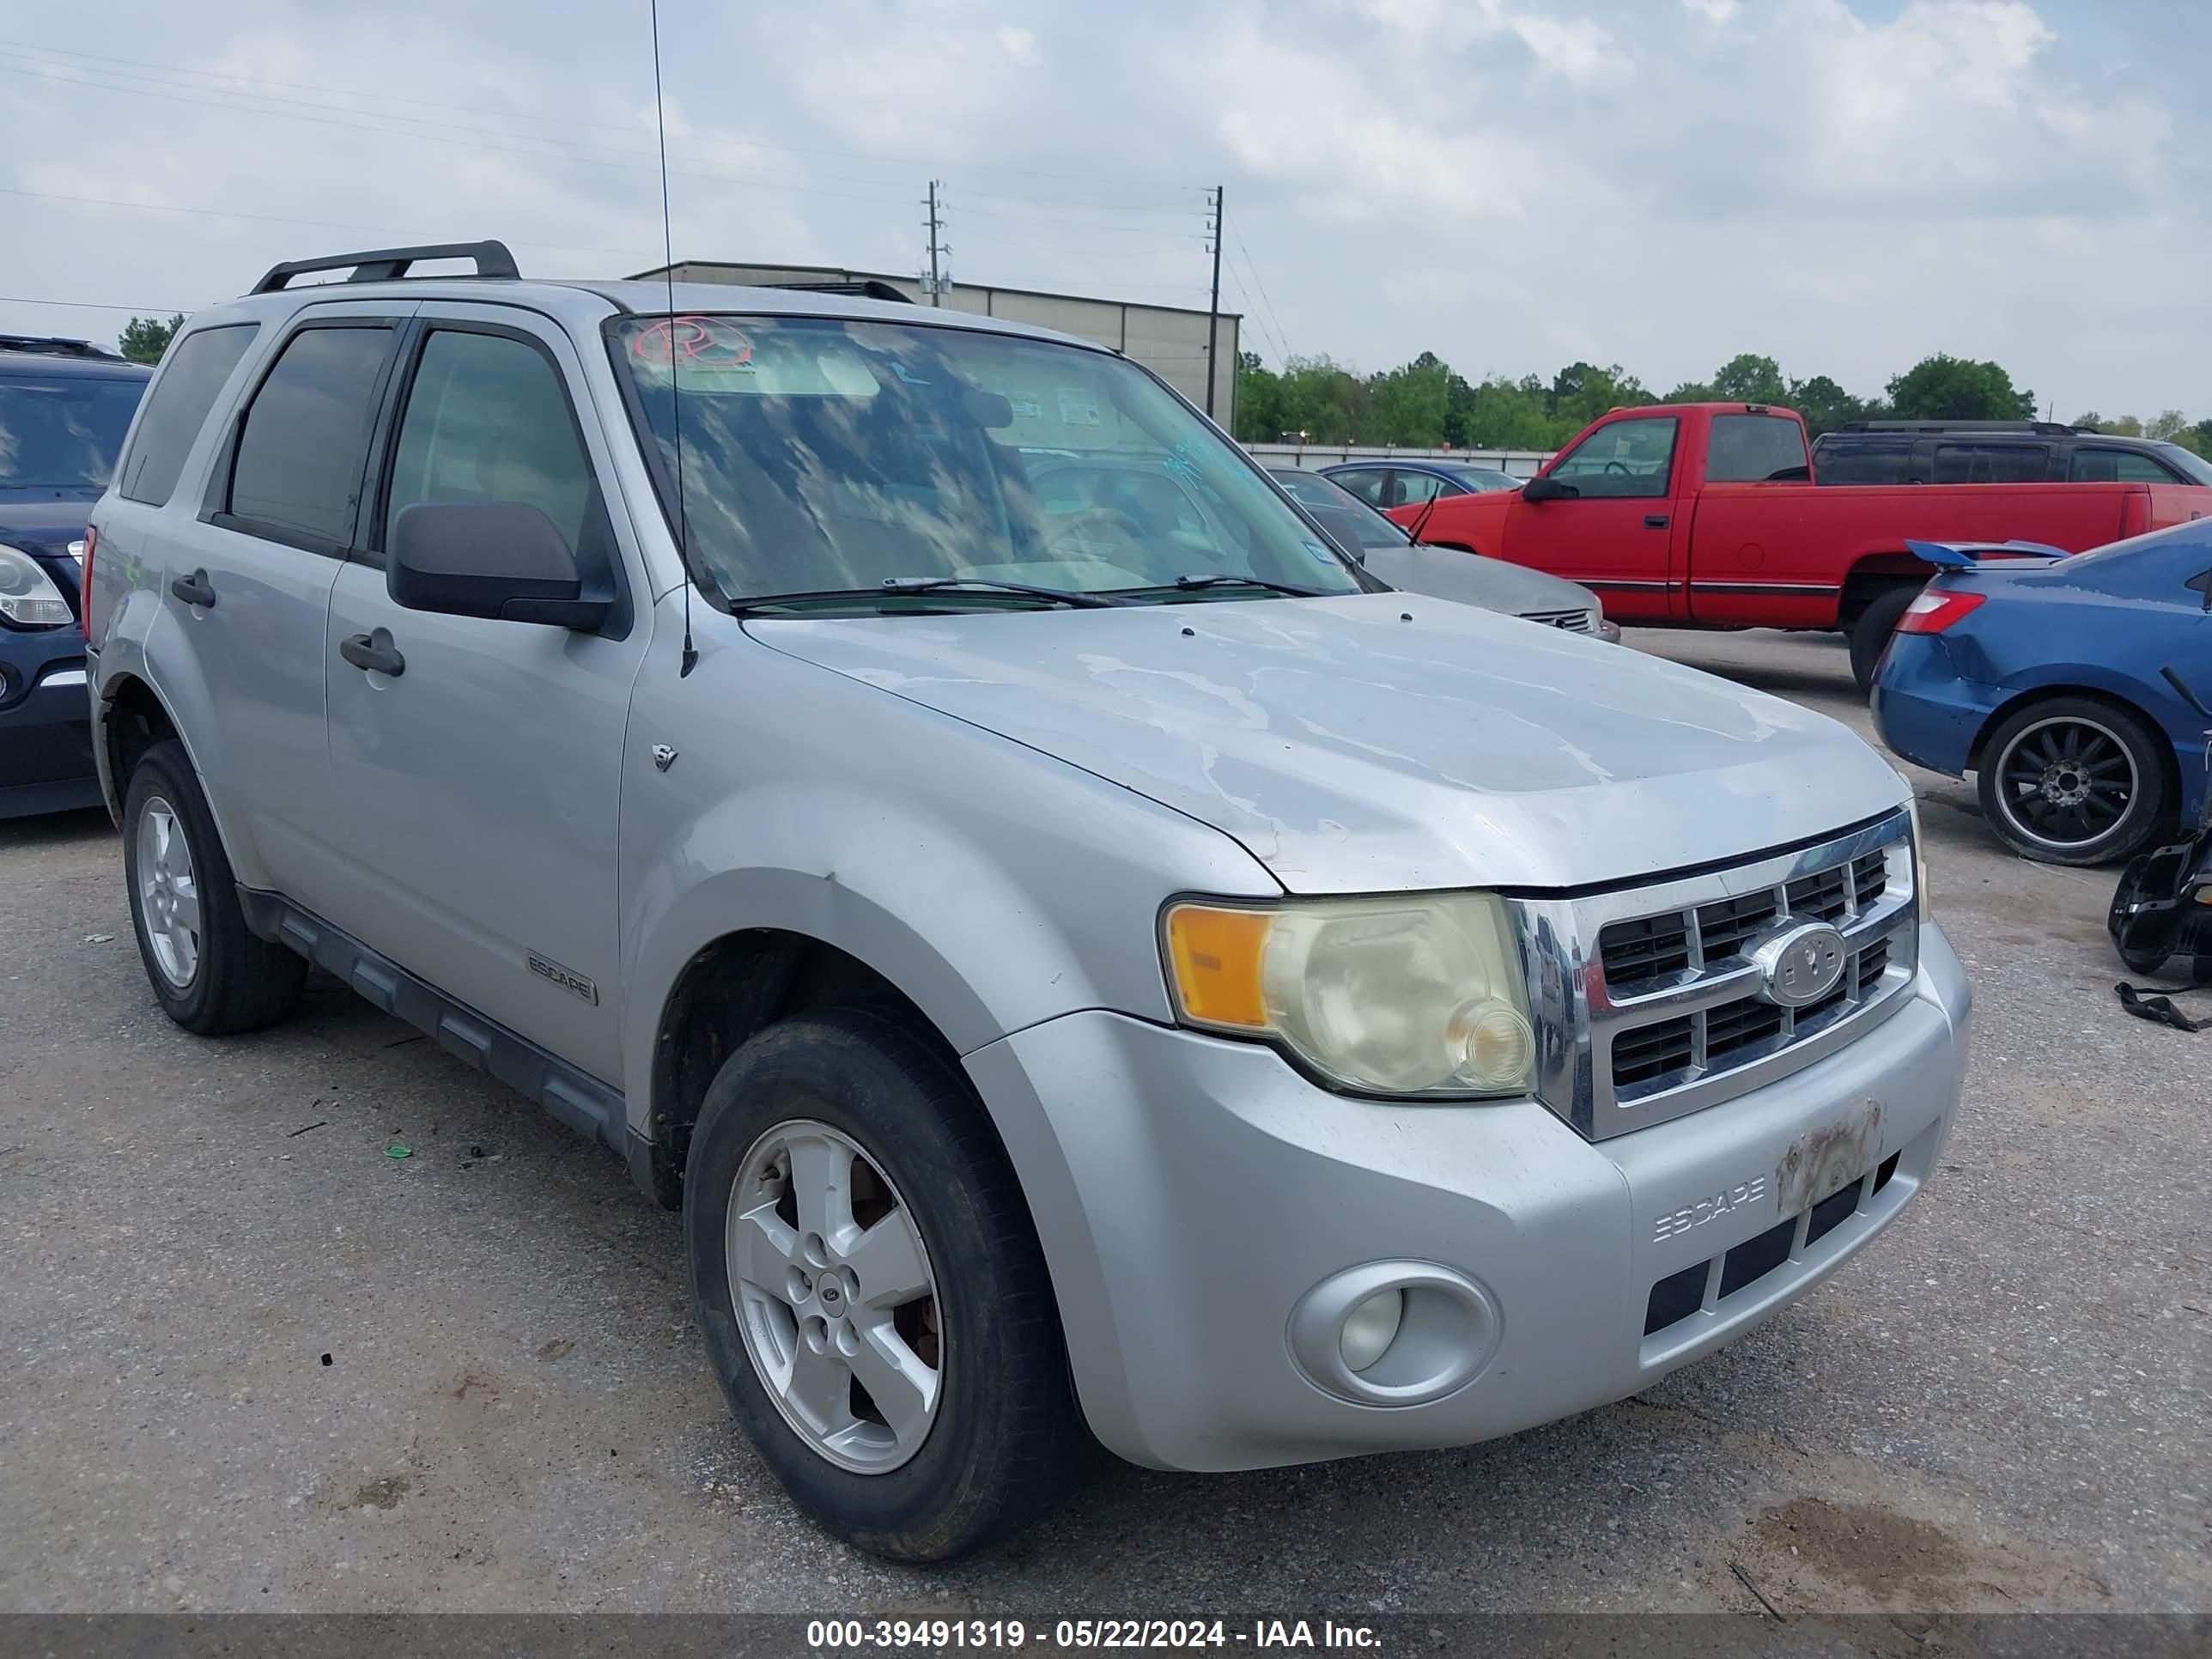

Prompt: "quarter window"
[386,329,595,551]
[227,325,392,547]
[118,325,258,506]
[1550,417,1678,499]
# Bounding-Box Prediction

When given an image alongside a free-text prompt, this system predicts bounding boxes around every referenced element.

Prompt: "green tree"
[1368,351,1451,447]
[1274,355,1365,445]
[1547,362,1652,437]
[1884,354,2035,422]
[1711,352,1788,405]
[118,313,185,366]
[1788,374,1874,438]
[1459,374,1559,449]
[2069,410,2103,432]
[1664,380,1716,403]
[2146,410,2190,442]
[1233,350,1288,443]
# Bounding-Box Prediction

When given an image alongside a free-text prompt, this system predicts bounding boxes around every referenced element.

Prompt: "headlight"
[1906,797,1931,923]
[0,544,73,628]
[1162,892,1536,1097]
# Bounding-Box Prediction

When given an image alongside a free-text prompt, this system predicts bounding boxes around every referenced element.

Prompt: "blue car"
[0,336,149,818]
[1872,525,2212,866]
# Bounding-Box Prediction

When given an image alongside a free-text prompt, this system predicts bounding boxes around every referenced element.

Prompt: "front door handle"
[169,568,215,607]
[1644,514,1670,529]
[339,628,405,678]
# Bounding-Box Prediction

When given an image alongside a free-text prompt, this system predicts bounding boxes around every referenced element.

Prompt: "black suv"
[1811,420,2212,488]
[1,334,150,817]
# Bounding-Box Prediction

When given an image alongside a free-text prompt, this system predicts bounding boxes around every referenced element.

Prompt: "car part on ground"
[84,241,1972,1559]
[2105,669,2212,981]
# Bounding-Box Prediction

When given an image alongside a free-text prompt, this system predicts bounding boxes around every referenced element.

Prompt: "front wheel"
[1976,697,2169,866]
[684,1004,1087,1561]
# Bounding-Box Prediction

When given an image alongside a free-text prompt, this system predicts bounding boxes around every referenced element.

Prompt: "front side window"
[0,373,144,491]
[1548,417,1678,499]
[1933,443,2048,485]
[227,325,391,547]
[2070,447,2179,485]
[611,315,1364,606]
[1705,414,1808,483]
[386,330,594,551]
[118,325,257,506]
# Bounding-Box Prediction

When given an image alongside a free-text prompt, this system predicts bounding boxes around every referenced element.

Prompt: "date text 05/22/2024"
[805,1620,1382,1650]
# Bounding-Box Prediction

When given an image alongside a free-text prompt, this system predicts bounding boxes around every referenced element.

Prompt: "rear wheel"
[1976,698,2168,866]
[684,1003,1086,1561]
[122,740,306,1034]
[1848,585,1919,692]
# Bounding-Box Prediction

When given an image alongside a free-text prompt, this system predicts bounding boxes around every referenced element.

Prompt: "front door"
[315,307,651,1083]
[1501,414,1683,622]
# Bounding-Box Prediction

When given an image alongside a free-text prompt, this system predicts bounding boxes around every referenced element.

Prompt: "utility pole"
[922,180,949,306]
[1205,185,1224,416]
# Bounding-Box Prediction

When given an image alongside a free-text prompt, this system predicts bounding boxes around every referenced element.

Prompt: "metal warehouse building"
[631,261,1239,428]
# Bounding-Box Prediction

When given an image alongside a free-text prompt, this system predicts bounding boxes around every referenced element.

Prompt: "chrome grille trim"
[1511,811,1918,1141]
[1522,608,1594,632]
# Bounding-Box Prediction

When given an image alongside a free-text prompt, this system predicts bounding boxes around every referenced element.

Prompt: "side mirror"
[389,501,611,629]
[1520,474,1576,503]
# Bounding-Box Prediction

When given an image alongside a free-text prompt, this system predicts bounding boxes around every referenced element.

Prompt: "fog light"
[1339,1288,1404,1373]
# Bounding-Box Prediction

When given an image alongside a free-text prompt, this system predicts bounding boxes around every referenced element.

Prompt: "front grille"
[1524,607,1593,632]
[1522,813,1920,1139]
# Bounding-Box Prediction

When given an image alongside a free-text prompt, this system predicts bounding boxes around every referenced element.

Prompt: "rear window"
[225,325,391,549]
[0,372,144,490]
[118,324,258,506]
[1813,439,1914,486]
[1706,415,1808,483]
[1934,443,2049,484]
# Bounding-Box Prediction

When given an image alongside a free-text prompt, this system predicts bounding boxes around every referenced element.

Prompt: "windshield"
[611,315,1365,606]
[0,374,144,489]
[2148,441,2212,487]
[1271,470,1408,545]
[1442,466,1516,491]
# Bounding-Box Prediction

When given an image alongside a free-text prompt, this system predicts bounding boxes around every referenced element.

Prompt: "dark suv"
[0,335,149,817]
[1811,420,2212,488]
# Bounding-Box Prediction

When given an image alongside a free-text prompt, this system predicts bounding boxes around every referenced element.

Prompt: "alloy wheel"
[1993,716,2138,853]
[136,795,202,988]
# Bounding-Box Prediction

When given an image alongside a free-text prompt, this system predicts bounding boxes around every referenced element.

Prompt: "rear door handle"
[169,568,215,607]
[1644,514,1670,529]
[339,628,405,678]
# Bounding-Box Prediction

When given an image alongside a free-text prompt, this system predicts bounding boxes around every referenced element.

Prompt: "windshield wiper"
[730,577,1120,614]
[1110,574,1327,599]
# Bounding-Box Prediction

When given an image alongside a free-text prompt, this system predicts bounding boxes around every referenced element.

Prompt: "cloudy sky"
[2,0,2202,418]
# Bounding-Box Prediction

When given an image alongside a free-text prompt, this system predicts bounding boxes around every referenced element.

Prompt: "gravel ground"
[1,628,2204,1619]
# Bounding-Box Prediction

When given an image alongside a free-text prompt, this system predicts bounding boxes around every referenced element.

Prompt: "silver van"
[84,243,1972,1560]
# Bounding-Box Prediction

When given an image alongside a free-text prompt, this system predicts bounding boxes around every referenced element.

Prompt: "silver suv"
[84,242,1972,1560]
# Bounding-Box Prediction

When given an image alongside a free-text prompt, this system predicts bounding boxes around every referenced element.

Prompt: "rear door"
[166,306,411,910]
[314,305,648,1081]
[1500,413,1683,619]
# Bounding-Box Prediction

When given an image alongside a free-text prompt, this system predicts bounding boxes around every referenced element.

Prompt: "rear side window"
[1813,439,1914,485]
[118,325,258,506]
[385,329,594,552]
[1328,468,1385,505]
[1706,415,1808,482]
[226,325,392,549]
[2070,447,2179,484]
[1934,443,2049,484]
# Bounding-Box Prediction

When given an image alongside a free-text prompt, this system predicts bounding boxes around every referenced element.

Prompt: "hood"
[0,491,99,557]
[1362,543,1596,617]
[748,593,1908,893]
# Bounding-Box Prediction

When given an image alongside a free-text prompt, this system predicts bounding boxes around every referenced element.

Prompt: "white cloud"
[1683,0,1739,21]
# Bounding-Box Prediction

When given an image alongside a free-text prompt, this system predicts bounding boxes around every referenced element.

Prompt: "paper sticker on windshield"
[1301,538,1339,565]
[1056,386,1101,427]
[629,317,756,380]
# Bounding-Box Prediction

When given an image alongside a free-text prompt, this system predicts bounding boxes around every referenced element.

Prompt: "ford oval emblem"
[1751,921,1849,1008]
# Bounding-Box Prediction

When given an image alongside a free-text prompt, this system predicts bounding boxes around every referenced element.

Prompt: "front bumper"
[0,641,99,819]
[967,923,1972,1473]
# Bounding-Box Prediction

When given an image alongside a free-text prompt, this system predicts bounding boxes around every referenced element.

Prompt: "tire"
[684,1003,1086,1561]
[1975,697,2170,866]
[122,739,306,1035]
[1848,585,1919,693]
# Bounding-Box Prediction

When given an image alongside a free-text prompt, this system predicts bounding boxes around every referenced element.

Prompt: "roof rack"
[251,240,520,295]
[1833,419,2081,436]
[0,332,127,361]
[760,279,915,304]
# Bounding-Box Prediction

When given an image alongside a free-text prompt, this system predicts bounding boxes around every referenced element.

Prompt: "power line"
[1229,222,1292,363]
[0,185,656,259]
[0,296,198,313]
[0,37,1208,197]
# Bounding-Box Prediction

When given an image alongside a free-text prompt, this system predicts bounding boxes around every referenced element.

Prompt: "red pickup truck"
[1392,402,2212,686]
